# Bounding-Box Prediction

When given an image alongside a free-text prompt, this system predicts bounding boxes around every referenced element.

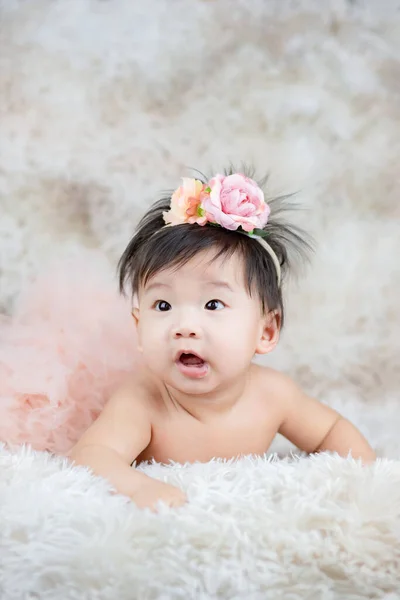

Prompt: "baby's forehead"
[167,250,244,281]
[145,249,247,290]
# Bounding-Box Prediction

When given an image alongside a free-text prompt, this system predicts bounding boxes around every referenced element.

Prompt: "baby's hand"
[132,479,187,511]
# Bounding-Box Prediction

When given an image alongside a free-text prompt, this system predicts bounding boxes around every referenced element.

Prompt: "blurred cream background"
[0,0,399,454]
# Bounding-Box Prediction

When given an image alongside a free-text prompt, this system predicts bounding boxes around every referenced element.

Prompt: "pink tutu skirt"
[0,252,140,454]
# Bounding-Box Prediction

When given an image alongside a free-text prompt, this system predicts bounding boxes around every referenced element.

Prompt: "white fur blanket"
[1,444,400,600]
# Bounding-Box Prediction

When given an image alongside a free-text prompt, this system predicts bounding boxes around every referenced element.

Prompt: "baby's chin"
[145,358,245,395]
[159,369,221,397]
[169,373,216,394]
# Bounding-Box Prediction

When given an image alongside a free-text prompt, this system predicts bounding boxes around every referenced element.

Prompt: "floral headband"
[162,173,282,287]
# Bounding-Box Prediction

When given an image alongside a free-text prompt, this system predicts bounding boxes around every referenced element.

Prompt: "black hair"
[118,167,312,328]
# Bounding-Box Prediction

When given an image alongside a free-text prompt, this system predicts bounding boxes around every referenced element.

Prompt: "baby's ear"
[255,310,280,355]
[131,307,143,353]
[131,307,140,327]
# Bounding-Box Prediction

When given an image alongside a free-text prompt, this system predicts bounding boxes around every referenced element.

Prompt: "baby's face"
[134,249,277,394]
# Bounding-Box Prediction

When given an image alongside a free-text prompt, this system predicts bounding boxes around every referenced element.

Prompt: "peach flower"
[163,178,207,226]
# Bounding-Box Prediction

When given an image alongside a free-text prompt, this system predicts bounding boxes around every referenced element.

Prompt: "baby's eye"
[154,300,171,312]
[205,299,225,311]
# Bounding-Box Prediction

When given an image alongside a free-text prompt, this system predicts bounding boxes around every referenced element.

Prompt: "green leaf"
[197,206,205,217]
[205,186,211,193]
[252,228,268,237]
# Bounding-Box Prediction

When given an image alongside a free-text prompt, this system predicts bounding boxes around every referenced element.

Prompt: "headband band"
[251,235,282,287]
[162,173,282,287]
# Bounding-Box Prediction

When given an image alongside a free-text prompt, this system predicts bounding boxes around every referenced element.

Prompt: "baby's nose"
[172,325,201,339]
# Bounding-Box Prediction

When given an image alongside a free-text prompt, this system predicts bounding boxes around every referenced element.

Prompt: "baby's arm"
[271,372,376,463]
[67,376,186,510]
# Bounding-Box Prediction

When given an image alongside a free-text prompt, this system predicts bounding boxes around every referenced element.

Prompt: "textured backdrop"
[0,0,399,455]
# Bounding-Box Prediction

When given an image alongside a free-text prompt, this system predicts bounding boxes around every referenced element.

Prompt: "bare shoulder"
[251,363,342,453]
[113,367,159,408]
[250,363,300,399]
[70,367,158,463]
[250,363,311,422]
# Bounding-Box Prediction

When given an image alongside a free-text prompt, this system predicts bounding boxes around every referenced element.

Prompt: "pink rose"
[202,173,270,232]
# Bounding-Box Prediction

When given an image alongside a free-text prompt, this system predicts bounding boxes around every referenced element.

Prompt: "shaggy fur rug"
[1,0,399,598]
[1,445,400,599]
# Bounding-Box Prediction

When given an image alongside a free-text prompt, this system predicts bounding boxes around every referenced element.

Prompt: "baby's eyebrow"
[144,282,171,293]
[204,280,234,292]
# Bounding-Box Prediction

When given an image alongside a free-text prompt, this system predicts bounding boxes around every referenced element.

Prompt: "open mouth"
[175,351,209,378]
[178,352,205,367]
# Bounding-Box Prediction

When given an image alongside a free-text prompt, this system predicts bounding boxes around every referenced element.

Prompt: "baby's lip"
[174,350,206,363]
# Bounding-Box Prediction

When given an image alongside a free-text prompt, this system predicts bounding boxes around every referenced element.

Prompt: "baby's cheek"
[216,328,245,358]
[142,321,163,344]
[141,343,167,373]
[222,322,259,356]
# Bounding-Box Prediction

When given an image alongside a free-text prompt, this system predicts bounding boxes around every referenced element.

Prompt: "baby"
[68,169,375,510]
